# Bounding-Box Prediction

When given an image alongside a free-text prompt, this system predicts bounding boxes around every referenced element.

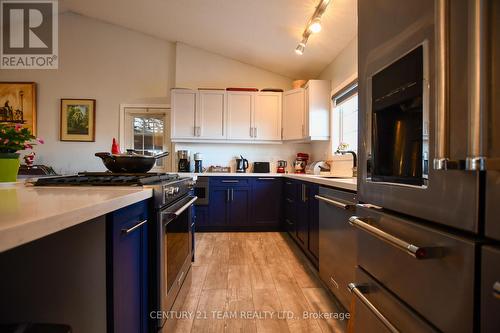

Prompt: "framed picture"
[60,99,96,142]
[0,82,37,135]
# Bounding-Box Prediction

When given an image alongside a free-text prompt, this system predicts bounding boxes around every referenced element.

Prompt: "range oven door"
[358,0,480,232]
[159,195,197,328]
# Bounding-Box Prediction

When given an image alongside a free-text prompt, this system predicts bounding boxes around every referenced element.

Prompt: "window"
[332,84,358,154]
[122,107,172,171]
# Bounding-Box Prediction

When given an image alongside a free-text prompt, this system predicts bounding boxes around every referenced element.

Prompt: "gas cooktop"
[33,172,180,186]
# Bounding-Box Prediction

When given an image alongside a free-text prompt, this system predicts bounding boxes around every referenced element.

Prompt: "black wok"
[95,150,169,173]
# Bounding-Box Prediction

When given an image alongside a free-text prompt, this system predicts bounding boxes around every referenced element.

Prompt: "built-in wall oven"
[158,194,197,330]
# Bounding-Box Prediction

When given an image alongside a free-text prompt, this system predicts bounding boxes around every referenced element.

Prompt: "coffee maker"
[235,155,249,173]
[177,150,190,172]
[194,152,203,173]
[277,160,287,173]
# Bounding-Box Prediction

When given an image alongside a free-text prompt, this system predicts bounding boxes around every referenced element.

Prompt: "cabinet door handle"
[348,283,400,333]
[250,127,253,137]
[315,195,355,210]
[493,281,500,299]
[286,198,293,203]
[348,216,433,259]
[285,219,294,225]
[121,219,147,234]
[226,189,230,202]
[231,188,234,201]
[222,180,239,183]
[254,127,258,138]
[258,177,276,180]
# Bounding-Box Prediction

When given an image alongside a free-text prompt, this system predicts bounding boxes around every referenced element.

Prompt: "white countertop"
[177,172,357,191]
[0,183,153,253]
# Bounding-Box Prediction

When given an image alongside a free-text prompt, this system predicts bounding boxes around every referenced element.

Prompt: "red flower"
[14,124,22,131]
[36,138,45,144]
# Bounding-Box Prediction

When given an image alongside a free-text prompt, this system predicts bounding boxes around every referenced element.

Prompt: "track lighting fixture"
[294,0,330,55]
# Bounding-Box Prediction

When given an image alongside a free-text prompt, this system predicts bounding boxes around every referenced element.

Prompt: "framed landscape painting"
[60,99,96,142]
[0,82,37,135]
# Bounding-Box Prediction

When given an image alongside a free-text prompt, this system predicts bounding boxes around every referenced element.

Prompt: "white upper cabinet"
[171,89,197,139]
[283,88,305,140]
[171,89,226,140]
[198,90,226,139]
[254,92,282,141]
[282,80,331,141]
[227,91,254,140]
[172,89,283,142]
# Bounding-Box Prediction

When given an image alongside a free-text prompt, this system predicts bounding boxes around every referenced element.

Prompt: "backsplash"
[173,142,314,173]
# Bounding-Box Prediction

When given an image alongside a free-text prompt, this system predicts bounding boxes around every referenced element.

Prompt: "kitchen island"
[0,184,153,333]
[0,183,153,253]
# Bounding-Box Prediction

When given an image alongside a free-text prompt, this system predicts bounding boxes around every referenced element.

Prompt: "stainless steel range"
[34,172,197,332]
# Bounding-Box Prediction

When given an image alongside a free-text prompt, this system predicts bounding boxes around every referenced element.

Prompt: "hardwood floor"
[166,232,348,333]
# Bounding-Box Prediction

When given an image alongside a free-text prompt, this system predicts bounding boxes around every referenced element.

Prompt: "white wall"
[174,142,311,173]
[0,12,176,174]
[175,43,293,90]
[311,35,358,161]
[317,35,358,93]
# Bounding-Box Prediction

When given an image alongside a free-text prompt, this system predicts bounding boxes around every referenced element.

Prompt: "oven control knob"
[165,187,175,196]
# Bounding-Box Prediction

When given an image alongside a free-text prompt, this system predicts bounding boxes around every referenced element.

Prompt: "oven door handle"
[348,283,400,333]
[163,196,198,220]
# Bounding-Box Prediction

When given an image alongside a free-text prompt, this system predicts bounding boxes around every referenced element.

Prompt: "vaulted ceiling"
[59,0,357,79]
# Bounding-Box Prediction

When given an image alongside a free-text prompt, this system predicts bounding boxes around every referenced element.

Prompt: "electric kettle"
[235,155,249,173]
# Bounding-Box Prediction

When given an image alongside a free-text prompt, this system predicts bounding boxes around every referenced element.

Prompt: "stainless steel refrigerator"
[352,0,499,332]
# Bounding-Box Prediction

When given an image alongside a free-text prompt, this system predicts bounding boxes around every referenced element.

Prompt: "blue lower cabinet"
[229,187,251,226]
[252,177,282,226]
[107,200,149,333]
[208,186,231,226]
[194,206,209,228]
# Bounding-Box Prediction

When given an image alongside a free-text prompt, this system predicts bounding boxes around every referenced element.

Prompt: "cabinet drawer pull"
[285,219,294,226]
[493,281,500,299]
[121,219,147,234]
[329,276,339,289]
[315,195,355,210]
[348,216,432,260]
[348,283,400,333]
[222,180,239,183]
[285,182,292,185]
[258,177,276,180]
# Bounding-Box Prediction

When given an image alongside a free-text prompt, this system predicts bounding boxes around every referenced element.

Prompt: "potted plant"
[0,124,43,182]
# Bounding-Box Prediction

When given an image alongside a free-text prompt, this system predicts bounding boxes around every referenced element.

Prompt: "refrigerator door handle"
[466,0,493,171]
[349,216,438,259]
[348,283,400,333]
[434,0,463,171]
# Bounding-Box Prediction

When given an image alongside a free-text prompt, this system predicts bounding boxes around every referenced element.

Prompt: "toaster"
[253,162,270,173]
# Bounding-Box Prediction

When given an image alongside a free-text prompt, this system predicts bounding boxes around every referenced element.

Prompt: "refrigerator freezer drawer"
[481,245,500,333]
[318,187,357,309]
[350,267,438,333]
[354,206,475,333]
[485,171,500,241]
